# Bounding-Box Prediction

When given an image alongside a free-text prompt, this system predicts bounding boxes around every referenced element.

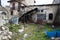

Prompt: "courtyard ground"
[9,23,53,40]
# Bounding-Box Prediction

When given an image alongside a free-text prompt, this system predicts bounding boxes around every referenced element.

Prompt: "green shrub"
[9,24,21,33]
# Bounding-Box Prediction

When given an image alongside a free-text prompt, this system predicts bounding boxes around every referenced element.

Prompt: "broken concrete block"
[8,35,12,39]
[24,33,30,38]
[18,27,24,34]
[2,36,8,40]
[8,32,12,35]
[2,27,5,30]
[0,31,2,34]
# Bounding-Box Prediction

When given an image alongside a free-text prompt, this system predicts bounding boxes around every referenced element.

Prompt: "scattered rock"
[0,31,2,34]
[2,27,5,30]
[8,35,12,39]
[2,36,8,40]
[24,33,31,39]
[18,27,24,34]
[0,26,12,40]
[52,25,55,28]
[8,32,12,35]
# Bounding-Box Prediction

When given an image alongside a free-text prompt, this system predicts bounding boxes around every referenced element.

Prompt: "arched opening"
[2,12,6,15]
[49,13,53,20]
[18,14,33,23]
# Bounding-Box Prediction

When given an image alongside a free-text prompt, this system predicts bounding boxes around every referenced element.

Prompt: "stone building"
[8,0,24,16]
[8,0,23,24]
[7,0,60,24]
[19,4,59,24]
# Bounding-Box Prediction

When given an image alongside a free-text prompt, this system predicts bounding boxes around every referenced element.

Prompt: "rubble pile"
[0,25,12,40]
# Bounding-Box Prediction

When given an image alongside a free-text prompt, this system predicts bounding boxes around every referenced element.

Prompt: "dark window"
[37,14,46,20]
[41,10,43,12]
[37,14,46,23]
[11,11,13,15]
[49,13,53,20]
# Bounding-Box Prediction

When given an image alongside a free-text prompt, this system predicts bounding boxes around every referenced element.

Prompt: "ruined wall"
[0,6,10,25]
[23,5,58,23]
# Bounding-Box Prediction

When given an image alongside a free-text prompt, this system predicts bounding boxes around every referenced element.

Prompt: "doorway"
[49,13,53,20]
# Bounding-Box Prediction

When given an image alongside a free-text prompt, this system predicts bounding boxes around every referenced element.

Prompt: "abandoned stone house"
[6,0,60,25]
[19,4,60,24]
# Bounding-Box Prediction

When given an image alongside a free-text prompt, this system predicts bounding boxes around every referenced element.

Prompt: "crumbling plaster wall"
[23,5,58,23]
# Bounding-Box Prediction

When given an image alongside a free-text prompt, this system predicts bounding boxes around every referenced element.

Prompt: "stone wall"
[21,5,58,23]
[0,6,10,26]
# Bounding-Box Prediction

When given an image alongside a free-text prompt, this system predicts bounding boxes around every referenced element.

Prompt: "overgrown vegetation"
[45,24,54,31]
[9,24,22,32]
[27,29,49,40]
[26,24,51,40]
[9,24,24,40]
[9,23,53,40]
